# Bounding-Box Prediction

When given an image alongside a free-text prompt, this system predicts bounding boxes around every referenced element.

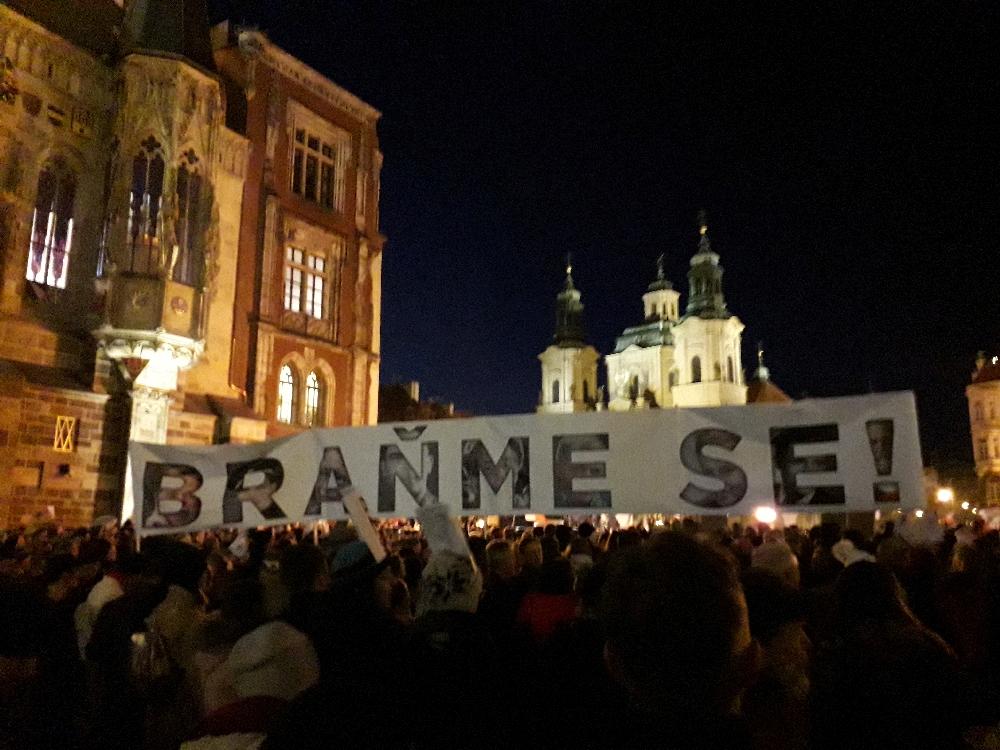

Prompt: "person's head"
[518,537,543,570]
[835,560,910,625]
[578,521,595,541]
[280,543,329,596]
[485,540,518,581]
[540,535,561,563]
[601,533,758,720]
[538,558,574,596]
[751,538,800,589]
[151,539,207,594]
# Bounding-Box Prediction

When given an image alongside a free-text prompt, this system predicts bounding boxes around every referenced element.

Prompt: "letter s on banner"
[679,428,748,508]
[142,463,203,529]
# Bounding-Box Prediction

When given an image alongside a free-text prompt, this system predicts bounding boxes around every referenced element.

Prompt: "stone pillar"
[129,386,173,444]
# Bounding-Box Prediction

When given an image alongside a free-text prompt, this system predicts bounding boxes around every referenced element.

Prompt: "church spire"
[752,342,771,382]
[647,253,673,292]
[684,212,729,319]
[553,255,588,347]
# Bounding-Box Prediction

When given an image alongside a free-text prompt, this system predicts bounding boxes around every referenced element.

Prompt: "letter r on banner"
[223,458,287,523]
[461,437,530,510]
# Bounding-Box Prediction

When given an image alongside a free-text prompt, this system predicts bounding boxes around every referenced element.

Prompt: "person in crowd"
[742,569,811,750]
[593,531,760,749]
[811,560,996,750]
[516,557,577,646]
[751,530,801,589]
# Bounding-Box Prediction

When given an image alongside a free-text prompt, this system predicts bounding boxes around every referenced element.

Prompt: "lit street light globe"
[936,487,954,503]
[754,506,778,524]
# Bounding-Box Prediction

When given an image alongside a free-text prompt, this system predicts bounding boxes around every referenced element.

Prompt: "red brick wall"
[0,381,109,528]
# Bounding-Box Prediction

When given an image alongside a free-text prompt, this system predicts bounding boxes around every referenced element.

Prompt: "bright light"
[915,510,924,518]
[654,519,664,526]
[754,506,777,524]
[962,502,970,510]
[973,508,978,514]
[524,514,537,523]
[993,357,998,365]
[936,488,954,503]
[475,518,486,529]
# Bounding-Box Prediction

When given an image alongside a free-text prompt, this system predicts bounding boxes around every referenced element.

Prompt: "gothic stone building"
[0,0,383,527]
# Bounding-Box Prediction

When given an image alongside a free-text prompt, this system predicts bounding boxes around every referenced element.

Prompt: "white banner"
[127,392,923,535]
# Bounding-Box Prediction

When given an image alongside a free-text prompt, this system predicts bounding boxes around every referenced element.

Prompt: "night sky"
[226,0,999,478]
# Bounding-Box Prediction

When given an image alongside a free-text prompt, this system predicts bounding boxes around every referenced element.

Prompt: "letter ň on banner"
[378,442,438,512]
[679,428,748,508]
[142,463,203,529]
[770,424,845,506]
[552,433,611,509]
[223,458,287,523]
[461,437,530,510]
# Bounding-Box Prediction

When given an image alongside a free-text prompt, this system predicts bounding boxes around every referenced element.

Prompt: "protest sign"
[127,392,922,535]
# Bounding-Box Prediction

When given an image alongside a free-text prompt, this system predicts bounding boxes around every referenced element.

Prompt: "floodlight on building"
[754,506,778,524]
[962,502,970,510]
[936,488,954,503]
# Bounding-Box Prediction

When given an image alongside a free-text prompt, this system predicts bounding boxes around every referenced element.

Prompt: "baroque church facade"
[0,0,383,526]
[538,220,787,413]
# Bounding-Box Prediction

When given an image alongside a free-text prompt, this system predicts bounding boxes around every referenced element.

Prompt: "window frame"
[277,365,297,424]
[26,159,76,289]
[283,245,329,319]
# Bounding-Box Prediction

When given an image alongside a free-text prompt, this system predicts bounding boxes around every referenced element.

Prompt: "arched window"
[713,362,722,381]
[26,159,75,289]
[128,136,165,274]
[173,151,204,286]
[691,356,701,383]
[583,380,590,402]
[304,371,323,427]
[975,403,985,423]
[277,365,296,424]
[668,369,678,388]
[727,356,735,383]
[552,380,560,404]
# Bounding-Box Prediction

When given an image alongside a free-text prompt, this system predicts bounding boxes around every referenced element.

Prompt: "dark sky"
[228,0,999,478]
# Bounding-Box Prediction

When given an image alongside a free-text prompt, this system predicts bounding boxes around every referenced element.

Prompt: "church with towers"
[538,217,788,413]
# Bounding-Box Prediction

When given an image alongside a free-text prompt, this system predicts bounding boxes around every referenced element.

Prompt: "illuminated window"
[304,371,323,426]
[691,356,702,383]
[277,366,296,423]
[127,136,165,273]
[173,151,205,286]
[290,124,346,211]
[53,416,76,452]
[26,159,75,289]
[284,245,333,319]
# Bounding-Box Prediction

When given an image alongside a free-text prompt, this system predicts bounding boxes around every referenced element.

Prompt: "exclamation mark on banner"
[866,419,899,503]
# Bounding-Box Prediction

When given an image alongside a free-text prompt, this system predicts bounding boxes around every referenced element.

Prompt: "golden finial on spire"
[566,252,572,276]
[698,209,708,235]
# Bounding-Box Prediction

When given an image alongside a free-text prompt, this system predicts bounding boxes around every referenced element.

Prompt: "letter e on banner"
[770,424,845,506]
[679,429,748,508]
[461,437,530,510]
[552,433,612,509]
[142,463,203,529]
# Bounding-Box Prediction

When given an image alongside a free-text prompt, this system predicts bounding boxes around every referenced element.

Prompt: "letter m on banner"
[461,437,530,510]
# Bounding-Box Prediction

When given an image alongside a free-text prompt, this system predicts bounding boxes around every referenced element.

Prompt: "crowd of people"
[2,505,1000,749]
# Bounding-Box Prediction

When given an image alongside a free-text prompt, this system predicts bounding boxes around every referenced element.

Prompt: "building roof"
[4,0,124,58]
[972,363,1000,384]
[120,0,216,73]
[612,320,674,352]
[746,379,793,404]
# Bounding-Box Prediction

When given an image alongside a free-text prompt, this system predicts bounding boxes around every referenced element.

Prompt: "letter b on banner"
[142,463,203,528]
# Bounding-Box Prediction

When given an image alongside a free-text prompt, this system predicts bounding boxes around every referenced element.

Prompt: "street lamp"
[936,487,954,503]
[754,506,777,524]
